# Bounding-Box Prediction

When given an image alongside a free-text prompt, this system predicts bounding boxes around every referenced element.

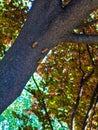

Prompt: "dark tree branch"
[71,45,85,130]
[69,34,98,44]
[78,44,85,74]
[75,20,98,30]
[82,83,98,130]
[86,44,95,66]
[32,75,53,130]
[71,74,84,130]
[71,69,94,130]
[89,95,98,129]
[71,45,95,130]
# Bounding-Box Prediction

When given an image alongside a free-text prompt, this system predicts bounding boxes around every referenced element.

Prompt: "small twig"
[71,45,94,130]
[71,45,85,130]
[89,95,98,130]
[32,75,54,130]
[82,83,98,130]
[24,88,33,95]
[78,44,85,74]
[74,20,98,31]
[71,75,84,130]
[86,44,95,66]
[59,121,66,130]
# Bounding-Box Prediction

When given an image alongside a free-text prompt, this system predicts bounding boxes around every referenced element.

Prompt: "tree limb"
[68,34,98,44]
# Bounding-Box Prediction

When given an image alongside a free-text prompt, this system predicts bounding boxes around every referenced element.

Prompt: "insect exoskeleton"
[41,48,48,54]
[32,41,38,48]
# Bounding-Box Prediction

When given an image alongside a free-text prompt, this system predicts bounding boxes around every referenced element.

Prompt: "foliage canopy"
[0,0,98,129]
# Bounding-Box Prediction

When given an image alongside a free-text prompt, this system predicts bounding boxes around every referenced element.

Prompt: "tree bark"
[0,0,98,114]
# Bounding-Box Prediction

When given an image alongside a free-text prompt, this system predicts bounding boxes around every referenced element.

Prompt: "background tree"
[0,0,28,58]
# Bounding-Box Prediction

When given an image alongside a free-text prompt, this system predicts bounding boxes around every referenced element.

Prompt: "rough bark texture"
[0,0,98,114]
